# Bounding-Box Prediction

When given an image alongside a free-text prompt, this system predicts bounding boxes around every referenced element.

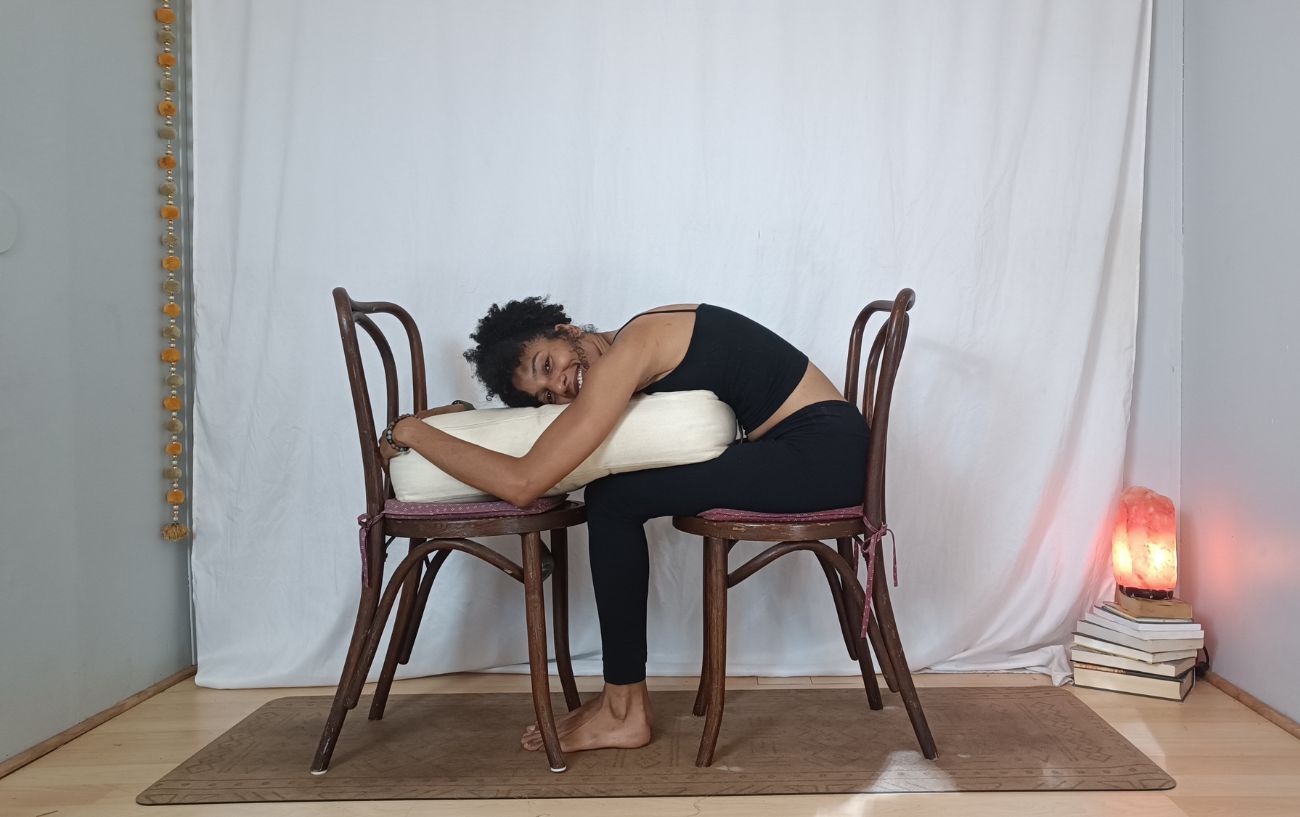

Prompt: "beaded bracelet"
[384,413,415,454]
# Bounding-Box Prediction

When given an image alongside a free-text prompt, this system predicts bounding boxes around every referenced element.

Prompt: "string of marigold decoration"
[157,2,189,542]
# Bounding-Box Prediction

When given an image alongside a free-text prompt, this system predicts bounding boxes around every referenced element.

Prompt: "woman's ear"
[554,323,582,337]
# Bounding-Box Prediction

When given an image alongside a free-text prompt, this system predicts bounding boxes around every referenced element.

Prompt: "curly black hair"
[463,296,572,407]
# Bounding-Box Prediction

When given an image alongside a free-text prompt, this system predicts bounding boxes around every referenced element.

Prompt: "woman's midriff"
[746,361,849,441]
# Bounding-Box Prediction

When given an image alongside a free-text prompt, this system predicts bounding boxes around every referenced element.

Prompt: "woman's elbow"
[503,470,543,508]
[505,489,541,509]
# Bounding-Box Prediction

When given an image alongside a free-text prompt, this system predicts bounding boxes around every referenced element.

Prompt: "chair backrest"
[332,287,429,517]
[842,288,915,526]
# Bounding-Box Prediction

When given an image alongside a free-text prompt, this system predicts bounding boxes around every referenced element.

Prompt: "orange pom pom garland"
[156,1,188,540]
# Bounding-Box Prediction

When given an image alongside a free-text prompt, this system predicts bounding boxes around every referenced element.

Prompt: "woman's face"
[513,326,590,406]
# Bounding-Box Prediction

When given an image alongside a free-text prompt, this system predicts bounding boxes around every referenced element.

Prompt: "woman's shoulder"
[641,303,700,314]
[612,304,700,340]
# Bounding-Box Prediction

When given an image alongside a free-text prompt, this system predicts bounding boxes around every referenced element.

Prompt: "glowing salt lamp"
[1111,486,1178,599]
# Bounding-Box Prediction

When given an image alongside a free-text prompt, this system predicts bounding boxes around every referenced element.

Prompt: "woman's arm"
[392,331,653,507]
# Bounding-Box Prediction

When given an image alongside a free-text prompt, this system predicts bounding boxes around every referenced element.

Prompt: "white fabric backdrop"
[192,0,1151,687]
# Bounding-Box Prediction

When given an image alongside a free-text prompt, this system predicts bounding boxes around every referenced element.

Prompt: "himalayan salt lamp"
[1111,486,1178,599]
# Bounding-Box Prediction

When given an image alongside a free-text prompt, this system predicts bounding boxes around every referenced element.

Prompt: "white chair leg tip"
[550,764,568,773]
[310,768,328,776]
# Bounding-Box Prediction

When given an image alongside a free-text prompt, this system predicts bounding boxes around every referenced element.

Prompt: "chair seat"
[383,494,568,521]
[696,504,863,523]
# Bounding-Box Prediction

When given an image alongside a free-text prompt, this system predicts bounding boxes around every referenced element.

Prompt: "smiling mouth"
[575,366,585,396]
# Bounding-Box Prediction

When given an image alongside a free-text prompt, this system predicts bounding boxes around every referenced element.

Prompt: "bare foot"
[519,693,604,746]
[521,682,653,752]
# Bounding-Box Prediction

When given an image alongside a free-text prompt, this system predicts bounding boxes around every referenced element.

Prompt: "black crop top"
[613,304,808,434]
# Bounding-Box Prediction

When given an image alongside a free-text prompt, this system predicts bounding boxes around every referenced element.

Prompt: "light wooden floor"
[3,672,1299,817]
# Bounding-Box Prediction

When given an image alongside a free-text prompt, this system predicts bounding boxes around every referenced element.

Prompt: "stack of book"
[1070,590,1202,701]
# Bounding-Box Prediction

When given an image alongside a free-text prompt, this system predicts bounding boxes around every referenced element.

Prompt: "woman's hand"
[390,416,422,448]
[378,434,404,461]
[378,402,471,461]
[379,416,423,461]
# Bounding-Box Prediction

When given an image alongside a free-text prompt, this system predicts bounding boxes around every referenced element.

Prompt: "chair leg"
[339,547,434,721]
[838,537,899,692]
[368,544,424,721]
[693,544,712,717]
[858,632,884,711]
[868,613,899,693]
[821,544,859,661]
[398,548,451,664]
[311,580,379,774]
[522,531,566,772]
[841,578,883,711]
[341,529,401,711]
[311,523,389,774]
[696,536,729,767]
[871,572,938,759]
[549,528,582,712]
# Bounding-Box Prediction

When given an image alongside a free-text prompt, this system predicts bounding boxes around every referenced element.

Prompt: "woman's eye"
[545,391,554,404]
[545,357,552,374]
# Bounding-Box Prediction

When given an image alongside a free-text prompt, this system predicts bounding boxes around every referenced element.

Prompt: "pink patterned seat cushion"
[696,504,863,523]
[383,494,568,520]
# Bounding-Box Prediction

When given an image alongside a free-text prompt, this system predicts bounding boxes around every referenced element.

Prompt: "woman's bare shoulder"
[613,304,699,341]
[643,303,699,313]
[607,305,698,389]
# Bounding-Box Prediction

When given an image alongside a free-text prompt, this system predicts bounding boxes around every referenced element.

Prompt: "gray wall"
[0,2,193,762]
[1182,0,1300,722]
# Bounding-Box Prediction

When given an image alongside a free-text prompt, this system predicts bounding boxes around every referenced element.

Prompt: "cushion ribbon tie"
[851,516,898,639]
[356,512,385,588]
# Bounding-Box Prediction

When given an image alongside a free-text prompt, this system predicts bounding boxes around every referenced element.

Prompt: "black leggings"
[582,399,868,685]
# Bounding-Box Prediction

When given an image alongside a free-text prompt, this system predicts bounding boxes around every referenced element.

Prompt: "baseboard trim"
[1205,671,1300,741]
[0,664,197,780]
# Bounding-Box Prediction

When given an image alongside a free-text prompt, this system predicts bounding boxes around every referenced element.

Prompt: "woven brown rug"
[138,687,1173,803]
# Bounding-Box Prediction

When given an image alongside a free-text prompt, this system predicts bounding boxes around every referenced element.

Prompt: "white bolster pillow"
[388,390,739,503]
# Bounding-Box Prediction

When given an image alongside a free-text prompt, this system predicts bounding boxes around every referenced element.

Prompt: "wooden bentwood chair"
[674,288,937,767]
[311,288,587,775]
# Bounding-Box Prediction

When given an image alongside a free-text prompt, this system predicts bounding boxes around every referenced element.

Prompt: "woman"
[383,296,867,753]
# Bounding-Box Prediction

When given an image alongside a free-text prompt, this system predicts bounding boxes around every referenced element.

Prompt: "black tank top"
[613,304,808,434]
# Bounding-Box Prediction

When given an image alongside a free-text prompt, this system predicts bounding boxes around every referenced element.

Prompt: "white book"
[1095,604,1200,630]
[1070,646,1195,678]
[1101,602,1193,624]
[1086,608,1202,637]
[1072,632,1199,664]
[1077,620,1204,652]
[1073,663,1196,701]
